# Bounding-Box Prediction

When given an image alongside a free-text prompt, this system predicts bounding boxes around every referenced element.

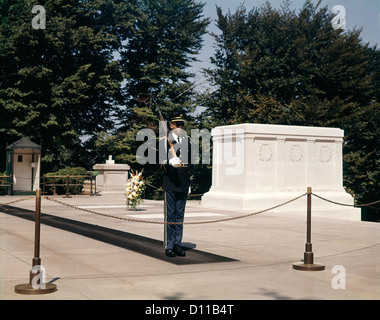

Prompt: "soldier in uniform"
[160,115,192,257]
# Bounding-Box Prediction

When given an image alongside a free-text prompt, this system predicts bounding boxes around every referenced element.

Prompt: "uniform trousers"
[164,190,187,249]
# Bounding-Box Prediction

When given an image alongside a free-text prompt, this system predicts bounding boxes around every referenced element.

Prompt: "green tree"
[121,0,209,118]
[95,0,209,164]
[0,0,135,172]
[93,0,209,198]
[199,0,379,209]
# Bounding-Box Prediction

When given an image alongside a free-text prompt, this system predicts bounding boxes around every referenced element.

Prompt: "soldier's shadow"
[181,242,196,251]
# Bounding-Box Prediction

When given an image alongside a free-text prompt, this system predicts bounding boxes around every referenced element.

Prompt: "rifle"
[137,94,177,159]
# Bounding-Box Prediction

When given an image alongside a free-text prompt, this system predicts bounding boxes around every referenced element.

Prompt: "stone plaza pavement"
[0,192,379,300]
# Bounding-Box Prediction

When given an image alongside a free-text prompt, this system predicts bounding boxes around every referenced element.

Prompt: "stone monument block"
[201,124,361,221]
[93,156,130,194]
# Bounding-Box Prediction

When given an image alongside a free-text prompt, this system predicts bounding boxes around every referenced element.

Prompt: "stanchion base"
[14,283,57,295]
[292,262,325,271]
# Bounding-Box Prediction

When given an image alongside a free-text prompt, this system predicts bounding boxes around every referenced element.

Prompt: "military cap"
[170,114,185,127]
[170,114,185,123]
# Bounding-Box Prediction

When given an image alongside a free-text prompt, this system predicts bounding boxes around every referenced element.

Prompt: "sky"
[190,0,380,88]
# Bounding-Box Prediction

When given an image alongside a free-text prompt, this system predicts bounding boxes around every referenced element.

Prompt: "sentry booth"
[6,137,42,194]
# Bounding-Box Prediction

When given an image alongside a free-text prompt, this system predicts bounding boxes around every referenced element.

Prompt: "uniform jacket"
[161,131,193,193]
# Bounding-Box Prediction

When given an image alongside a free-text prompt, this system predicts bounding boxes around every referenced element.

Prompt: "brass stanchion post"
[15,189,57,294]
[292,187,325,271]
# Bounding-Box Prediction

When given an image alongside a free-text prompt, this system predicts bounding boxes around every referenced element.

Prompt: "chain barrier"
[312,193,380,209]
[0,195,35,208]
[2,192,379,225]
[43,193,307,225]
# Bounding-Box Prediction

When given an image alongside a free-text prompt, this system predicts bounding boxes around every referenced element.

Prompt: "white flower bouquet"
[125,170,145,210]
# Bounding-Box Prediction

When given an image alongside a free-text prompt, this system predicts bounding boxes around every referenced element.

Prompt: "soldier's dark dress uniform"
[161,116,192,257]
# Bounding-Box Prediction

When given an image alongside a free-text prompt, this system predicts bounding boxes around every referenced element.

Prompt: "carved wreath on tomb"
[318,145,331,163]
[288,144,303,162]
[258,143,272,161]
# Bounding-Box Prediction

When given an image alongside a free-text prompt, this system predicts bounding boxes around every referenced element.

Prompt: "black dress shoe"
[173,245,186,257]
[165,249,176,257]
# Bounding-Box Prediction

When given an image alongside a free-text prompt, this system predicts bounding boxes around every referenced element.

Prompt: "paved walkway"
[0,193,379,300]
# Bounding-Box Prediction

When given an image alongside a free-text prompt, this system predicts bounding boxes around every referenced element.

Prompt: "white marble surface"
[202,123,361,220]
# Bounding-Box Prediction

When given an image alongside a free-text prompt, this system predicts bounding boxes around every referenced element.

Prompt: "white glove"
[169,157,181,167]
